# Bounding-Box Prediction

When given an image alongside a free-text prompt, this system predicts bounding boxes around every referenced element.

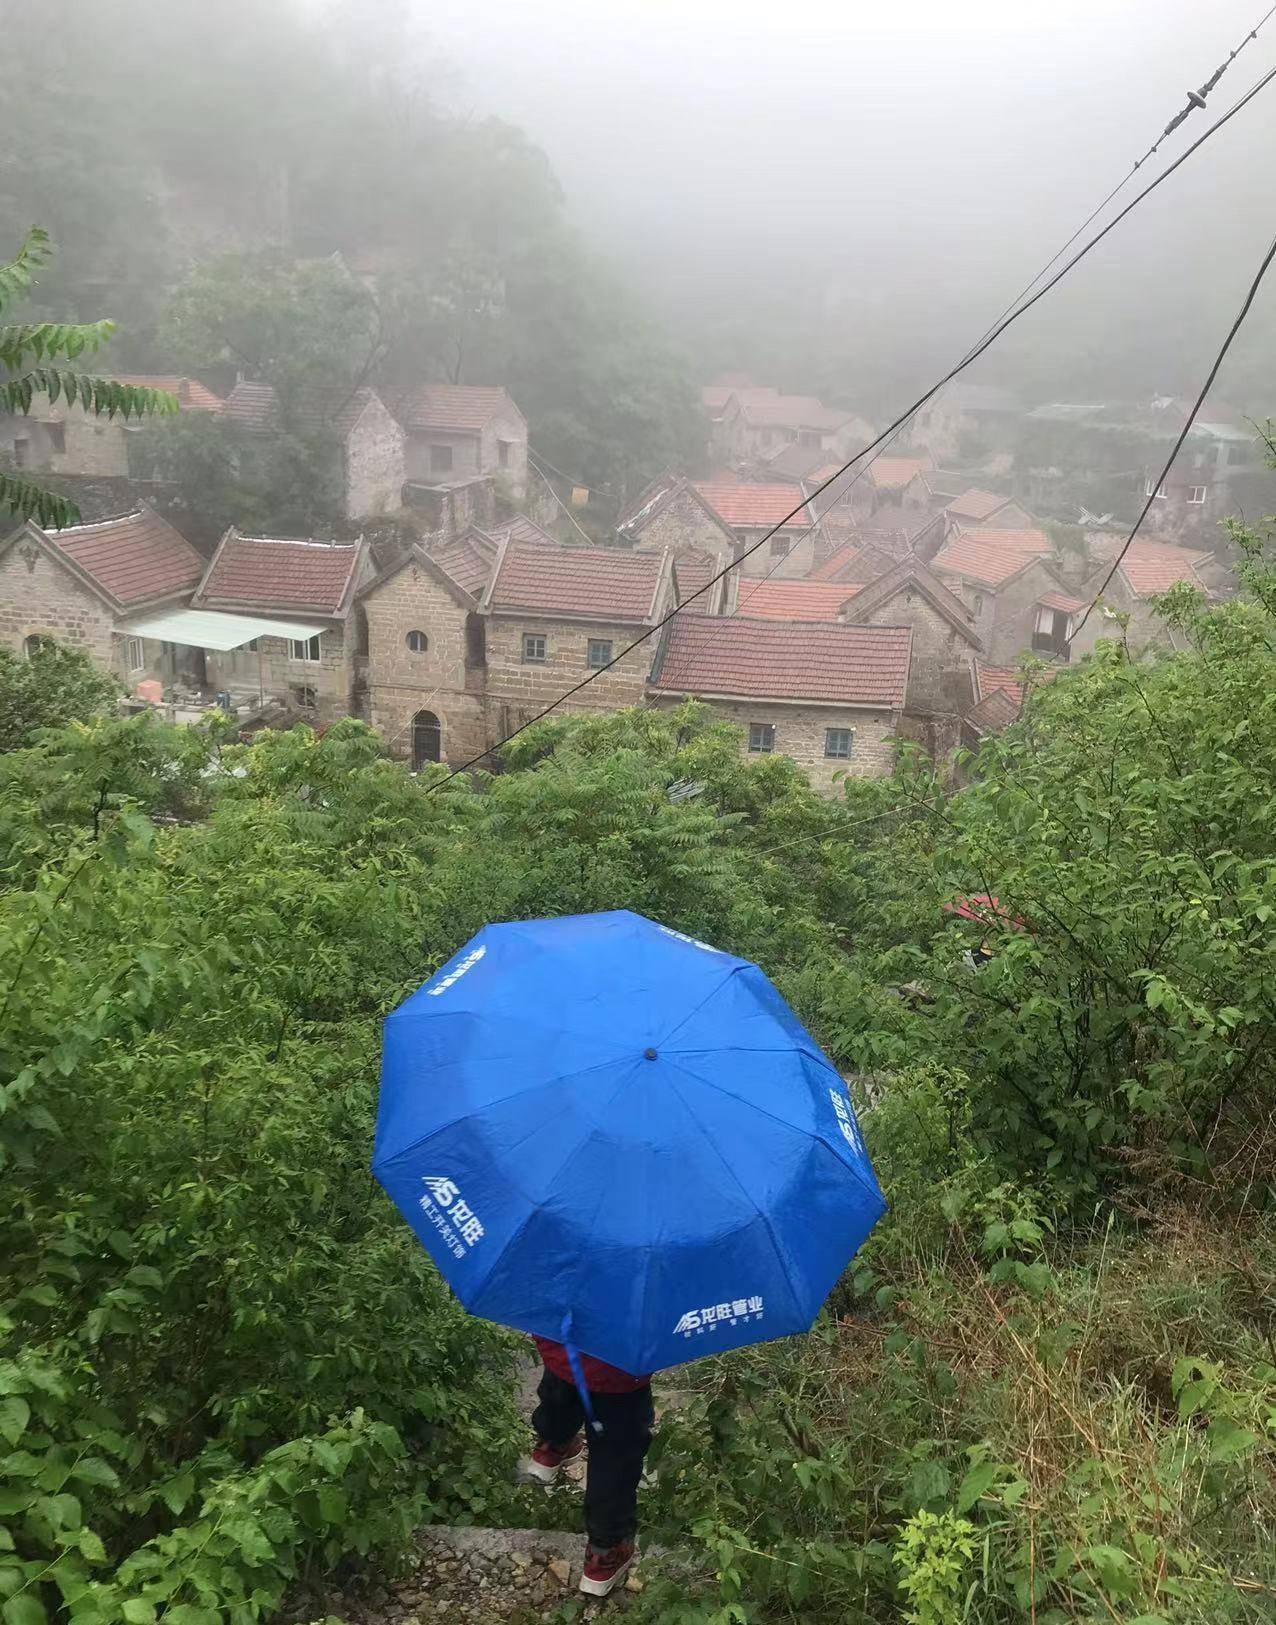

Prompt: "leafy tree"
[1,230,176,528]
[0,638,120,753]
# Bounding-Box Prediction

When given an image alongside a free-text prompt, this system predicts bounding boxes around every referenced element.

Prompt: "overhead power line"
[791,0,1276,541]
[1072,226,1276,639]
[426,57,1276,792]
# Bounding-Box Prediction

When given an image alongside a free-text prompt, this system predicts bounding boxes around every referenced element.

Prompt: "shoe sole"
[516,1460,560,1485]
[579,1556,634,1597]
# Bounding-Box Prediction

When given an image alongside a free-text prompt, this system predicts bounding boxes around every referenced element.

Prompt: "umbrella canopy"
[373,910,884,1375]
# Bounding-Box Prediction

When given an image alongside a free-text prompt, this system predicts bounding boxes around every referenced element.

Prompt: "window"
[586,638,613,669]
[1225,443,1247,466]
[1032,607,1072,655]
[824,728,853,760]
[498,440,511,468]
[430,443,453,474]
[769,536,792,559]
[23,633,50,658]
[290,684,317,710]
[405,629,429,653]
[47,422,66,455]
[797,429,821,448]
[1144,478,1167,500]
[1186,485,1207,504]
[412,709,441,769]
[12,437,29,469]
[747,722,775,753]
[522,632,547,663]
[291,633,321,662]
[124,636,145,673]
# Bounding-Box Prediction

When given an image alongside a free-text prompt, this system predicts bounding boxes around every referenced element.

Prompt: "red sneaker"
[516,1434,584,1485]
[579,1539,635,1597]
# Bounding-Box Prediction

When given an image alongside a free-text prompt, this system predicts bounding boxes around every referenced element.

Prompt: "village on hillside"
[1,364,1269,791]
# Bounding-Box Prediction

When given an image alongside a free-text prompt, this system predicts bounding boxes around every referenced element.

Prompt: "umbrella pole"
[561,1311,604,1435]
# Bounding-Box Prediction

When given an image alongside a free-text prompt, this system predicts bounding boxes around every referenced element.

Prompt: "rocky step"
[314,1525,674,1623]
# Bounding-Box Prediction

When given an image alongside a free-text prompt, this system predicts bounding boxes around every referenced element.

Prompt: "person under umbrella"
[374,910,883,1597]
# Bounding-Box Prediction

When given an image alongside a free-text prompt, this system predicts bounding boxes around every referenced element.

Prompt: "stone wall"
[360,559,484,763]
[651,695,898,793]
[485,614,655,715]
[345,398,405,518]
[856,589,976,712]
[205,623,352,722]
[480,405,528,498]
[632,490,733,566]
[0,406,130,477]
[0,540,117,665]
[736,527,816,579]
[404,430,480,483]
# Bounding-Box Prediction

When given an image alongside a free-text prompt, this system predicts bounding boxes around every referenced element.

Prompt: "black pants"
[531,1367,654,1548]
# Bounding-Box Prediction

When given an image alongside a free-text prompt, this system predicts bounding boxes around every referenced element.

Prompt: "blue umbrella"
[373,910,884,1379]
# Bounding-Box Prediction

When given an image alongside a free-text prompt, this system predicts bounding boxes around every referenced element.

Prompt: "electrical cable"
[425,56,1276,792]
[1071,225,1276,639]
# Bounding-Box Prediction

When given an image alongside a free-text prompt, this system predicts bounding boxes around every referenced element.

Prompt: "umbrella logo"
[673,1297,765,1336]
[420,1175,486,1257]
[426,945,486,996]
[828,1088,864,1155]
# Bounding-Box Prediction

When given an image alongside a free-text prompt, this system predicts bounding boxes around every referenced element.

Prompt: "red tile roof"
[672,551,720,614]
[198,534,360,615]
[946,487,1010,521]
[113,376,224,413]
[221,380,278,431]
[736,389,852,431]
[694,481,810,530]
[932,527,1053,588]
[973,660,1062,709]
[868,457,931,490]
[1117,541,1209,597]
[51,508,205,608]
[1037,588,1085,613]
[966,688,1022,734]
[810,538,903,582]
[733,578,861,620]
[651,617,911,707]
[485,539,666,623]
[389,384,521,433]
[426,531,497,596]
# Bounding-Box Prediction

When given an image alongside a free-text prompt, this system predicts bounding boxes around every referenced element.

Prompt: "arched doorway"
[411,709,441,769]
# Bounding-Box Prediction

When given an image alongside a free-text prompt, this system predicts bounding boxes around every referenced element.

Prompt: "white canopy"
[117,608,327,652]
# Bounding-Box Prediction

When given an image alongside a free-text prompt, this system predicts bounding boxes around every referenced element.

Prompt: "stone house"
[0,375,223,479]
[649,616,912,793]
[388,384,528,500]
[1068,540,1210,659]
[694,482,816,578]
[221,381,405,519]
[865,457,935,513]
[700,383,873,467]
[355,541,489,769]
[618,476,737,613]
[192,530,374,720]
[808,537,904,585]
[480,537,677,740]
[905,383,1020,464]
[0,505,206,684]
[931,527,1084,665]
[840,558,983,713]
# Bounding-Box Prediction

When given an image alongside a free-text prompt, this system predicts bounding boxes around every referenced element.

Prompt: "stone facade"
[853,590,978,713]
[343,396,405,518]
[485,610,662,725]
[630,488,734,565]
[402,400,528,498]
[203,624,354,722]
[735,527,816,580]
[650,694,899,793]
[1066,575,1191,660]
[939,556,1072,667]
[0,405,130,478]
[0,538,117,665]
[357,555,487,767]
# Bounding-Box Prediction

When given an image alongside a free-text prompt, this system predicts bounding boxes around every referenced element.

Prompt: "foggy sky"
[420,0,1276,406]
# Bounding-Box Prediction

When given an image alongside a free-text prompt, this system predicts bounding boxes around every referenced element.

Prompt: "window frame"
[1186,484,1207,505]
[429,443,454,474]
[46,421,67,455]
[405,628,429,653]
[769,535,792,559]
[124,635,146,673]
[290,633,322,663]
[1144,478,1168,500]
[747,721,776,754]
[824,727,854,760]
[521,632,547,664]
[586,638,613,669]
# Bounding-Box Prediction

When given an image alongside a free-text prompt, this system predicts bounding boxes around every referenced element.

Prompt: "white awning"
[117,608,327,652]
